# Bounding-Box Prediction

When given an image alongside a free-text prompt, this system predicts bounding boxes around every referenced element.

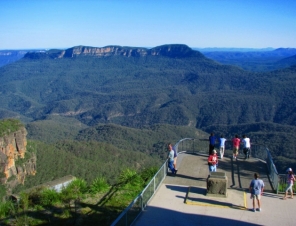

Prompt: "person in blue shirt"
[209,133,217,155]
[249,173,264,212]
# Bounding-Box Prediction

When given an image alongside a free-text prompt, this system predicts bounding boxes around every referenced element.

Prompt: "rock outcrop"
[0,126,36,190]
[24,44,205,59]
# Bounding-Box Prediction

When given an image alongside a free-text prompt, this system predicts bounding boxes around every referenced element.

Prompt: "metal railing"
[111,159,168,226]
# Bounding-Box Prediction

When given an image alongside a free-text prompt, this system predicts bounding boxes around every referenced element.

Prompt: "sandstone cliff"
[0,125,36,191]
[24,44,205,59]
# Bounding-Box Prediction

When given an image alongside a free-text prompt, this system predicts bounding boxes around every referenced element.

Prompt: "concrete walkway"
[133,153,295,226]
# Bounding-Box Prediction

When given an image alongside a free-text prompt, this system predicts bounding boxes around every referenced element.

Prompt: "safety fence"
[111,159,168,226]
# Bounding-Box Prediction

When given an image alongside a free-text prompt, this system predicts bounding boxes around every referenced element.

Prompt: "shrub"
[40,188,60,206]
[89,177,109,194]
[140,166,158,183]
[67,178,88,194]
[60,178,88,205]
[19,192,29,211]
[0,185,6,201]
[0,200,13,218]
[278,183,296,193]
[118,168,143,190]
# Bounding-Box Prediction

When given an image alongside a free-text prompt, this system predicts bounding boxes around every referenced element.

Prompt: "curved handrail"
[173,137,194,153]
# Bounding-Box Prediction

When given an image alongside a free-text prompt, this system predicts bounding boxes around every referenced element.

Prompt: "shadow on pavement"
[134,206,261,226]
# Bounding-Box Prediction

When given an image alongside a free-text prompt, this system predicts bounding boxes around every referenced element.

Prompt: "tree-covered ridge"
[75,123,207,154]
[19,123,205,192]
[0,52,254,128]
[13,139,162,194]
[0,44,296,171]
[0,119,23,136]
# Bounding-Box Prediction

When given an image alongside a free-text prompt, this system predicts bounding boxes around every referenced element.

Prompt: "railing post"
[154,176,156,194]
[141,194,144,211]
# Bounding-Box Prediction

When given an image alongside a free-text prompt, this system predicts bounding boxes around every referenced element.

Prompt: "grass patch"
[0,119,23,137]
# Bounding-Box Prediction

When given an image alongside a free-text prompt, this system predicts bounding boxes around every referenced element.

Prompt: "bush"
[67,178,88,194]
[0,200,13,218]
[60,178,88,205]
[0,185,6,201]
[89,177,109,194]
[278,183,296,193]
[140,167,158,183]
[40,188,60,206]
[19,192,29,211]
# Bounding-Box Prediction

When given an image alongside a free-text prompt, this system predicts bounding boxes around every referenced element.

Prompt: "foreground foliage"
[12,139,162,194]
[0,167,158,226]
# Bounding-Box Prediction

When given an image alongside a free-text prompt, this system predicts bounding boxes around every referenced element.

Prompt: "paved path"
[133,153,294,226]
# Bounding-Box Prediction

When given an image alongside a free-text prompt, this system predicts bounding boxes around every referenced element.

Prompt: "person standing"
[169,143,178,170]
[219,135,226,159]
[232,134,240,159]
[208,149,218,172]
[209,133,217,155]
[168,144,177,175]
[283,168,295,200]
[242,134,251,159]
[249,173,264,212]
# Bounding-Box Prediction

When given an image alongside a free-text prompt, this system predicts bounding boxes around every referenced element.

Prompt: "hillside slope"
[0,44,296,163]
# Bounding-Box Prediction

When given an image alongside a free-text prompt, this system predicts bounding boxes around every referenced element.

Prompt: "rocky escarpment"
[24,44,205,59]
[0,125,36,193]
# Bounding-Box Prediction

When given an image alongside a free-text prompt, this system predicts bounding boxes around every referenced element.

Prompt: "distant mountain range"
[194,47,276,52]
[199,48,296,71]
[1,46,296,71]
[0,49,45,67]
[0,44,296,167]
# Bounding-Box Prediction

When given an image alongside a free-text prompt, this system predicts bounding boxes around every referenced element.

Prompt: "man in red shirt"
[232,134,241,159]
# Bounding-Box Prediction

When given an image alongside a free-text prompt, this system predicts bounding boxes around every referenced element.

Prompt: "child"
[283,168,295,200]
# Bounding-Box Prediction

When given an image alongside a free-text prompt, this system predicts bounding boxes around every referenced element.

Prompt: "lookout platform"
[133,153,295,226]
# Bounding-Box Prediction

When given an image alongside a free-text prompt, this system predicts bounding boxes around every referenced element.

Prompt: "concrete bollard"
[206,172,228,197]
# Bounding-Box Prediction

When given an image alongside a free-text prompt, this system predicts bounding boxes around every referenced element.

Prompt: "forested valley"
[0,44,296,225]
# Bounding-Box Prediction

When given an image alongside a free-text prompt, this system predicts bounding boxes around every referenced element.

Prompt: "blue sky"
[0,0,296,50]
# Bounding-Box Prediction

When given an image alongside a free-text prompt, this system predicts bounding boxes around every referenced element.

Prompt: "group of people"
[208,133,251,160]
[167,137,295,212]
[207,133,251,173]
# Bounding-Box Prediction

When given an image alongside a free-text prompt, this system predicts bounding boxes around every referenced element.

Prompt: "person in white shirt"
[219,135,226,159]
[168,144,177,175]
[242,134,251,159]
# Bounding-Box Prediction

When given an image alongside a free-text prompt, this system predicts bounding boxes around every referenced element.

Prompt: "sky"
[0,0,296,50]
